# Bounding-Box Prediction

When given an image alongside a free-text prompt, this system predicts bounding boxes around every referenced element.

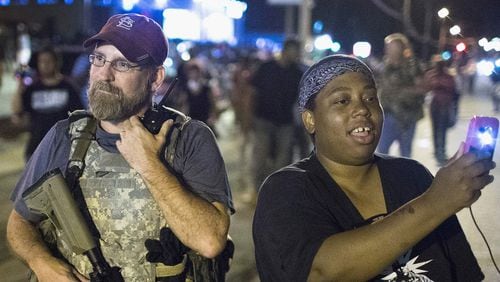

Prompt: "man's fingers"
[157,119,174,138]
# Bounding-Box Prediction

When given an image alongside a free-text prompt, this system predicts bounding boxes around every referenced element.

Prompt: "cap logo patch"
[116,16,135,31]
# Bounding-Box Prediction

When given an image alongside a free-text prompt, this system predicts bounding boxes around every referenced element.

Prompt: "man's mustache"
[91,81,121,94]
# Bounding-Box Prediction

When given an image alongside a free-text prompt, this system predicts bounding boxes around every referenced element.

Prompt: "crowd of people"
[2,12,498,282]
[2,23,493,170]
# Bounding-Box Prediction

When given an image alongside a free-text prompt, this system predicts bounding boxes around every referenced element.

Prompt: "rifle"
[22,168,124,282]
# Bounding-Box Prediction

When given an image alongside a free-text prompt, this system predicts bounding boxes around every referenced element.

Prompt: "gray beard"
[88,80,151,122]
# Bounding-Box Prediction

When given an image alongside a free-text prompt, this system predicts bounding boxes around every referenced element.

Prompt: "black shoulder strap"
[66,111,97,187]
[163,107,191,167]
[65,110,102,239]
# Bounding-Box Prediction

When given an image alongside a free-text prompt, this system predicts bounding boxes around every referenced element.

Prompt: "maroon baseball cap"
[84,13,168,66]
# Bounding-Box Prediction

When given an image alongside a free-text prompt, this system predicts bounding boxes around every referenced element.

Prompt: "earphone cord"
[469,207,500,274]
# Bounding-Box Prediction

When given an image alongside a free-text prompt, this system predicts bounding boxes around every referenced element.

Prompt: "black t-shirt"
[253,154,483,281]
[22,78,82,157]
[185,84,211,123]
[251,60,304,125]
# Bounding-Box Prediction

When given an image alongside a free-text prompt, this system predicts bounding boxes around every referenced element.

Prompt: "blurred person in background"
[11,31,35,131]
[230,55,256,149]
[250,38,305,197]
[376,33,425,158]
[11,45,82,161]
[424,55,459,166]
[0,53,3,90]
[0,44,4,89]
[70,32,92,109]
[15,23,31,72]
[230,54,257,196]
[178,59,220,135]
[70,51,90,109]
[453,50,477,96]
[10,63,33,131]
[490,52,500,113]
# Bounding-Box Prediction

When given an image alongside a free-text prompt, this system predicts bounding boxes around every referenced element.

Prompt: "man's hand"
[30,256,89,282]
[116,116,174,174]
[7,210,90,282]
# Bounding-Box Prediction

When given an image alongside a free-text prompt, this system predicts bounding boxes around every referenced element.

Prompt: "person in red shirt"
[424,56,459,166]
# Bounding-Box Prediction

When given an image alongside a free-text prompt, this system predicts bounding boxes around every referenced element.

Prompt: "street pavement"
[1,70,499,281]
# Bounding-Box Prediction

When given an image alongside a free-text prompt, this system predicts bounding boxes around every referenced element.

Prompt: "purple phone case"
[464,116,499,160]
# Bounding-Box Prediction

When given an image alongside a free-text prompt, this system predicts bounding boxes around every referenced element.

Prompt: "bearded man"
[7,13,233,281]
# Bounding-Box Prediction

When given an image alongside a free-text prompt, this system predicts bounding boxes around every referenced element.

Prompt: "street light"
[437,7,450,52]
[438,8,449,19]
[449,25,461,36]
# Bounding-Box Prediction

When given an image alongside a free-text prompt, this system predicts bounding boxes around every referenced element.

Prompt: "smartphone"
[464,116,499,160]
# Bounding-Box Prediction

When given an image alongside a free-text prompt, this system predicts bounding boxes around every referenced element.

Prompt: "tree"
[371,0,438,59]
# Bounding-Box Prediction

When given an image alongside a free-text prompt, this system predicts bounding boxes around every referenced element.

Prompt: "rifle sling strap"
[165,112,190,166]
[66,116,97,186]
[65,113,101,239]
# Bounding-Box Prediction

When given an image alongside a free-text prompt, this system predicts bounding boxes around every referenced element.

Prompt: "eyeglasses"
[89,54,142,72]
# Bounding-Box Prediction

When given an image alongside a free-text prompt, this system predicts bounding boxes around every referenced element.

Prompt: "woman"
[253,54,492,281]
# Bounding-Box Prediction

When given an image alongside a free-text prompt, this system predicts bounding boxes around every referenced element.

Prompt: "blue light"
[441,51,452,61]
[0,0,10,6]
[64,0,73,4]
[313,21,324,34]
[331,42,341,52]
[37,0,57,4]
[93,0,111,5]
[478,127,494,146]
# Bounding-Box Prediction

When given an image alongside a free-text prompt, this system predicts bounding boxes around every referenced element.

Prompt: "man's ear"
[151,66,165,92]
[301,110,315,135]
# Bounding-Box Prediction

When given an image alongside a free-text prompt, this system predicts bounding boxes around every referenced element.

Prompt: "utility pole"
[298,0,314,60]
[268,0,313,59]
[422,0,433,60]
[437,8,450,53]
[83,0,92,33]
[284,5,295,37]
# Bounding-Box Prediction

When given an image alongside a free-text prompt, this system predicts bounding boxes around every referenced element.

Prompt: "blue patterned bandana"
[298,54,375,112]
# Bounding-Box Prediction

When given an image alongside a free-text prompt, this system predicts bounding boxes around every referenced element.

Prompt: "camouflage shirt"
[377,59,425,128]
